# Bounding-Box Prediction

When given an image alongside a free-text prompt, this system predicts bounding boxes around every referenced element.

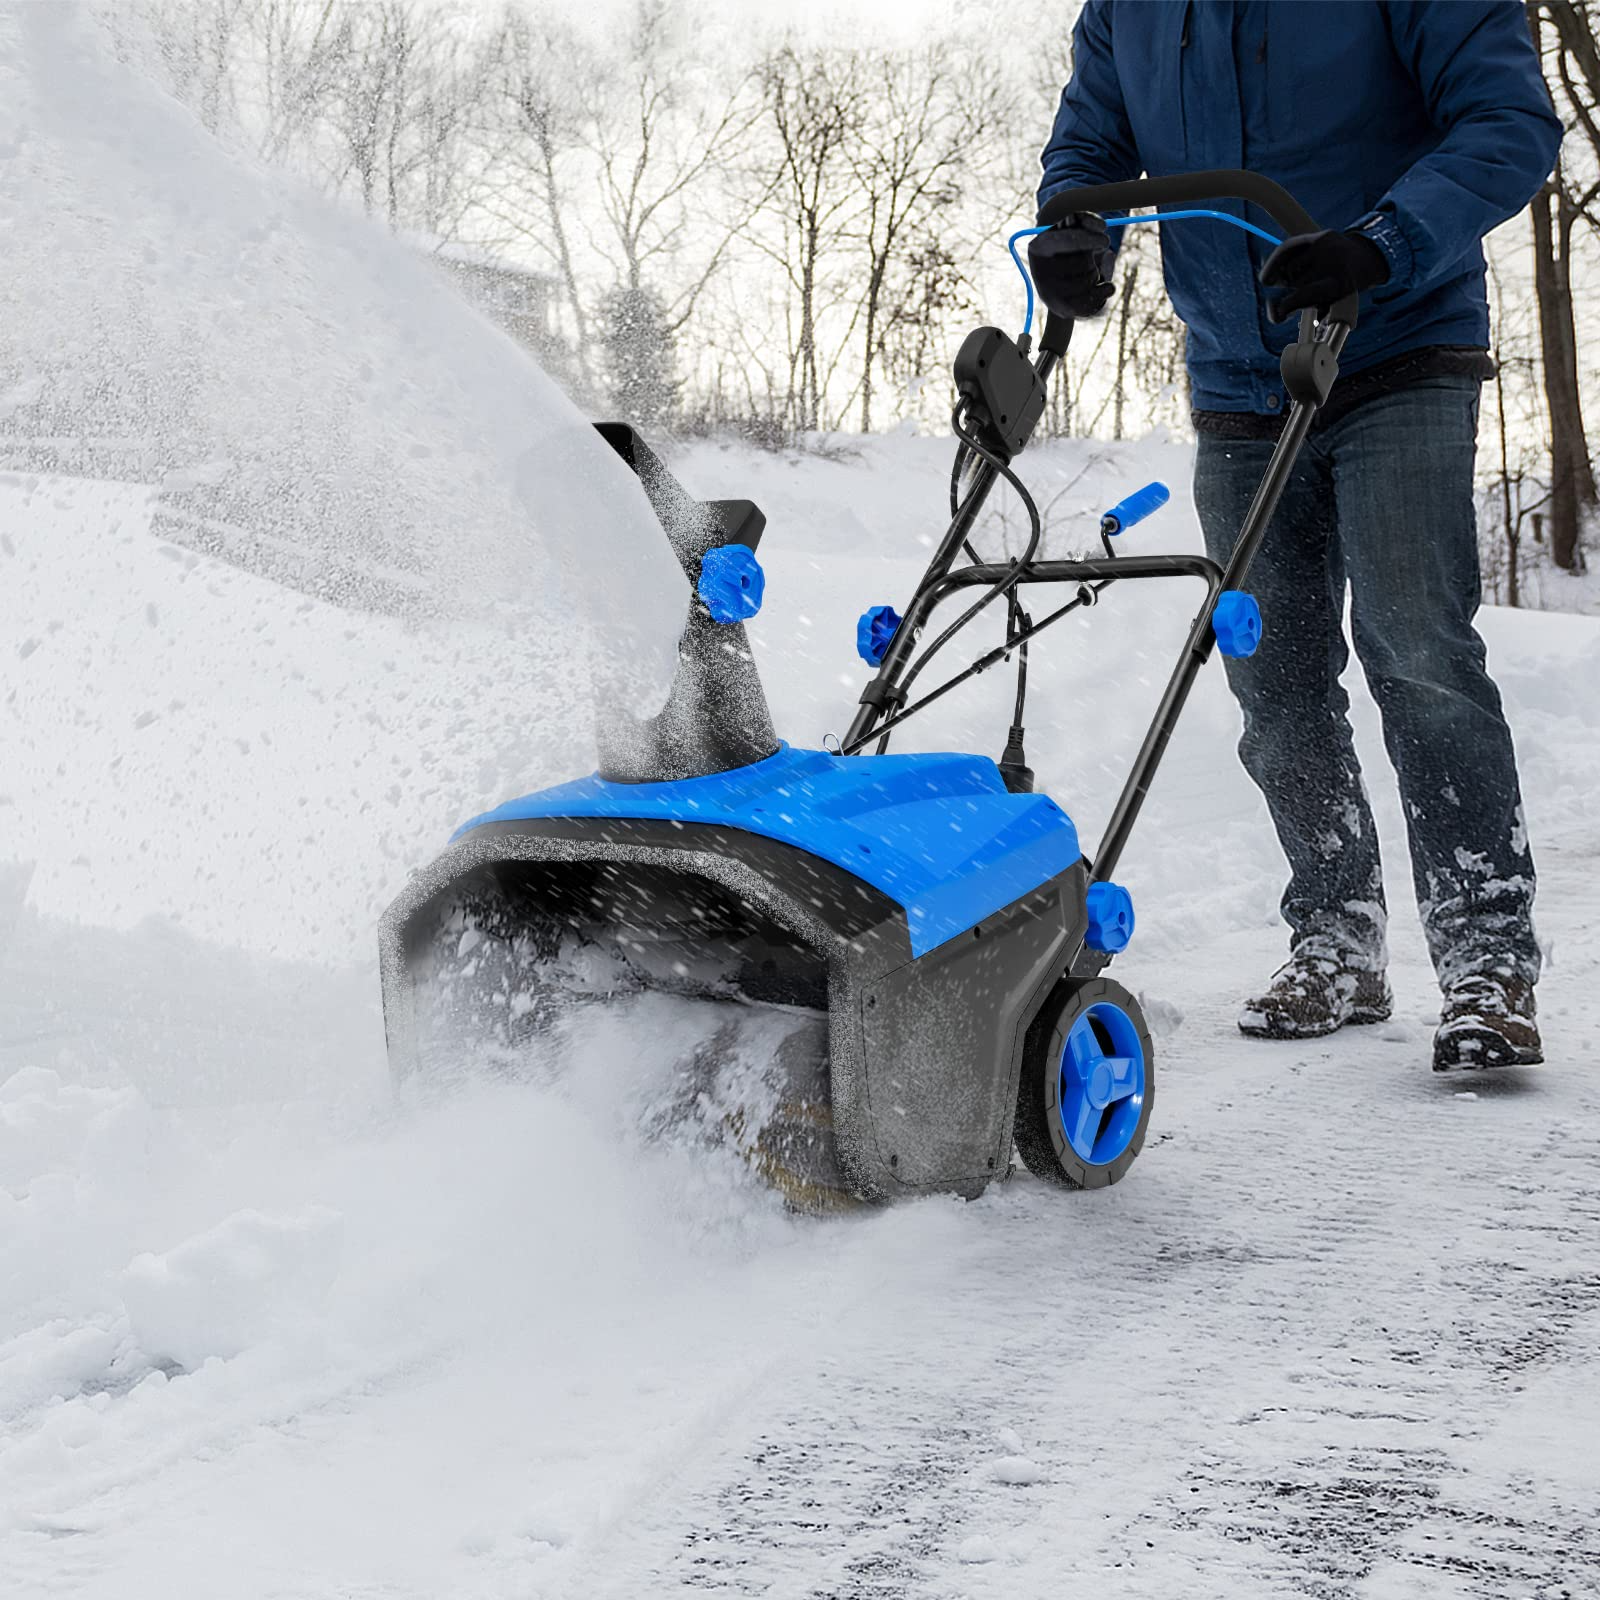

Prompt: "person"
[1029,1,1563,1070]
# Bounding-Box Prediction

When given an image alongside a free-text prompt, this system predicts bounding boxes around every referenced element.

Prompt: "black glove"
[1260,229,1389,322]
[1028,212,1116,320]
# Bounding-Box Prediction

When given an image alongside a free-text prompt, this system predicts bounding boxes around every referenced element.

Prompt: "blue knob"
[856,604,902,666]
[697,544,764,623]
[1084,880,1135,953]
[1212,589,1262,658]
[1101,480,1170,536]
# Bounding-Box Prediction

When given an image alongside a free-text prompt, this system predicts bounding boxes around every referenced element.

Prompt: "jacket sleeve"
[1358,1,1563,296]
[1037,0,1143,218]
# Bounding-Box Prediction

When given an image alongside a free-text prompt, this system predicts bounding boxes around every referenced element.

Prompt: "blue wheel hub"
[1058,1002,1146,1165]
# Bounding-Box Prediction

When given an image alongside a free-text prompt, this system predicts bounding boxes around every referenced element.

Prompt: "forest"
[109,0,1600,606]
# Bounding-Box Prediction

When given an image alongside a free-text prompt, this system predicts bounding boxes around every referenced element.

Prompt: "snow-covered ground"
[5,432,1600,1599]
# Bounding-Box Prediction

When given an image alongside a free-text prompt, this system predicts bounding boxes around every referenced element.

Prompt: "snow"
[7,427,1600,1596]
[0,0,684,724]
[119,1206,345,1371]
[4,9,1600,1598]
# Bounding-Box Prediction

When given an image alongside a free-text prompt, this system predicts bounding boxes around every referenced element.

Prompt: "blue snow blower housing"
[458,747,1082,962]
[379,172,1358,1209]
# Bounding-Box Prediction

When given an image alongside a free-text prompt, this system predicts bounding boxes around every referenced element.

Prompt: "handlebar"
[1034,169,1358,344]
[1037,169,1321,237]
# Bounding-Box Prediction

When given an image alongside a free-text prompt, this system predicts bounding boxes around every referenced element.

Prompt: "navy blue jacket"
[1040,1,1562,414]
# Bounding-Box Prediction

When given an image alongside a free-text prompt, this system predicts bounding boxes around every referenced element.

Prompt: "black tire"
[1013,976,1155,1190]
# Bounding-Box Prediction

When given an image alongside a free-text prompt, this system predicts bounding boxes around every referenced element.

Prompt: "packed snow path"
[4,452,1598,1598]
[3,854,1598,1600]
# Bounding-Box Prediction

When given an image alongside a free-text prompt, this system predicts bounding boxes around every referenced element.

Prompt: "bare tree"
[253,0,346,166]
[130,0,249,133]
[315,2,472,226]
[583,1,762,324]
[481,0,760,410]
[1528,2,1599,570]
[845,47,1009,431]
[1063,225,1183,439]
[757,45,867,433]
[480,7,601,394]
[1487,254,1551,607]
[1545,0,1600,208]
[1528,172,1593,570]
[1111,258,1138,440]
[875,242,979,427]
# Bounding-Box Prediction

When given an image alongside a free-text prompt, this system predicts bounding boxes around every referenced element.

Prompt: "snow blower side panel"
[379,816,1086,1205]
[851,868,1085,1194]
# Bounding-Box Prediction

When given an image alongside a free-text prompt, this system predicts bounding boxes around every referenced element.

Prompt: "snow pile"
[0,1069,158,1419]
[0,472,596,963]
[120,1207,345,1370]
[0,1059,820,1595]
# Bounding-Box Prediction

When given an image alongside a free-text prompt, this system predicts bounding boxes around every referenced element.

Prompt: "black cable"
[948,425,969,517]
[949,407,983,565]
[843,581,1103,754]
[955,406,1025,728]
[1010,598,1030,725]
[883,407,984,657]
[892,412,1043,704]
[872,407,1044,754]
[1000,592,1033,789]
[862,404,1121,758]
[848,550,1123,757]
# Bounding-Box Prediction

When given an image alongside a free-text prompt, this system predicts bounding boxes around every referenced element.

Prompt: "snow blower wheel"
[1014,978,1153,1190]
[380,170,1358,1210]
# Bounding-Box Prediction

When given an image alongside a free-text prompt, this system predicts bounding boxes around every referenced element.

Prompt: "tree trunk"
[860,273,879,433]
[1556,190,1597,514]
[799,227,820,433]
[527,110,596,399]
[1530,180,1592,571]
[1495,356,1520,608]
[1527,4,1595,572]
[1113,264,1138,441]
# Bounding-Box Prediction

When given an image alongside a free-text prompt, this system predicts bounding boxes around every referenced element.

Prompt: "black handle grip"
[1035,168,1357,342]
[1037,168,1321,235]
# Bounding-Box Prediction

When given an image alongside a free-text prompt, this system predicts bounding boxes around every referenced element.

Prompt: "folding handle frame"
[843,171,1356,889]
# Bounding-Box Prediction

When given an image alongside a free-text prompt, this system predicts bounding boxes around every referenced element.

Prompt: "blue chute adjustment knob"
[1084,880,1135,954]
[697,543,765,623]
[1212,589,1263,658]
[856,604,902,666]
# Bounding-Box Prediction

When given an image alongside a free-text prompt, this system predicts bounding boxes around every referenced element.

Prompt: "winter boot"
[1433,972,1542,1071]
[1238,949,1392,1040]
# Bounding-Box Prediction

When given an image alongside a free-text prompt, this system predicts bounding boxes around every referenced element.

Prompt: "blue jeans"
[1192,378,1538,987]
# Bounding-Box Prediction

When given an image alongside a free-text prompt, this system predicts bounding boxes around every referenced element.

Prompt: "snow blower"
[379,172,1356,1209]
